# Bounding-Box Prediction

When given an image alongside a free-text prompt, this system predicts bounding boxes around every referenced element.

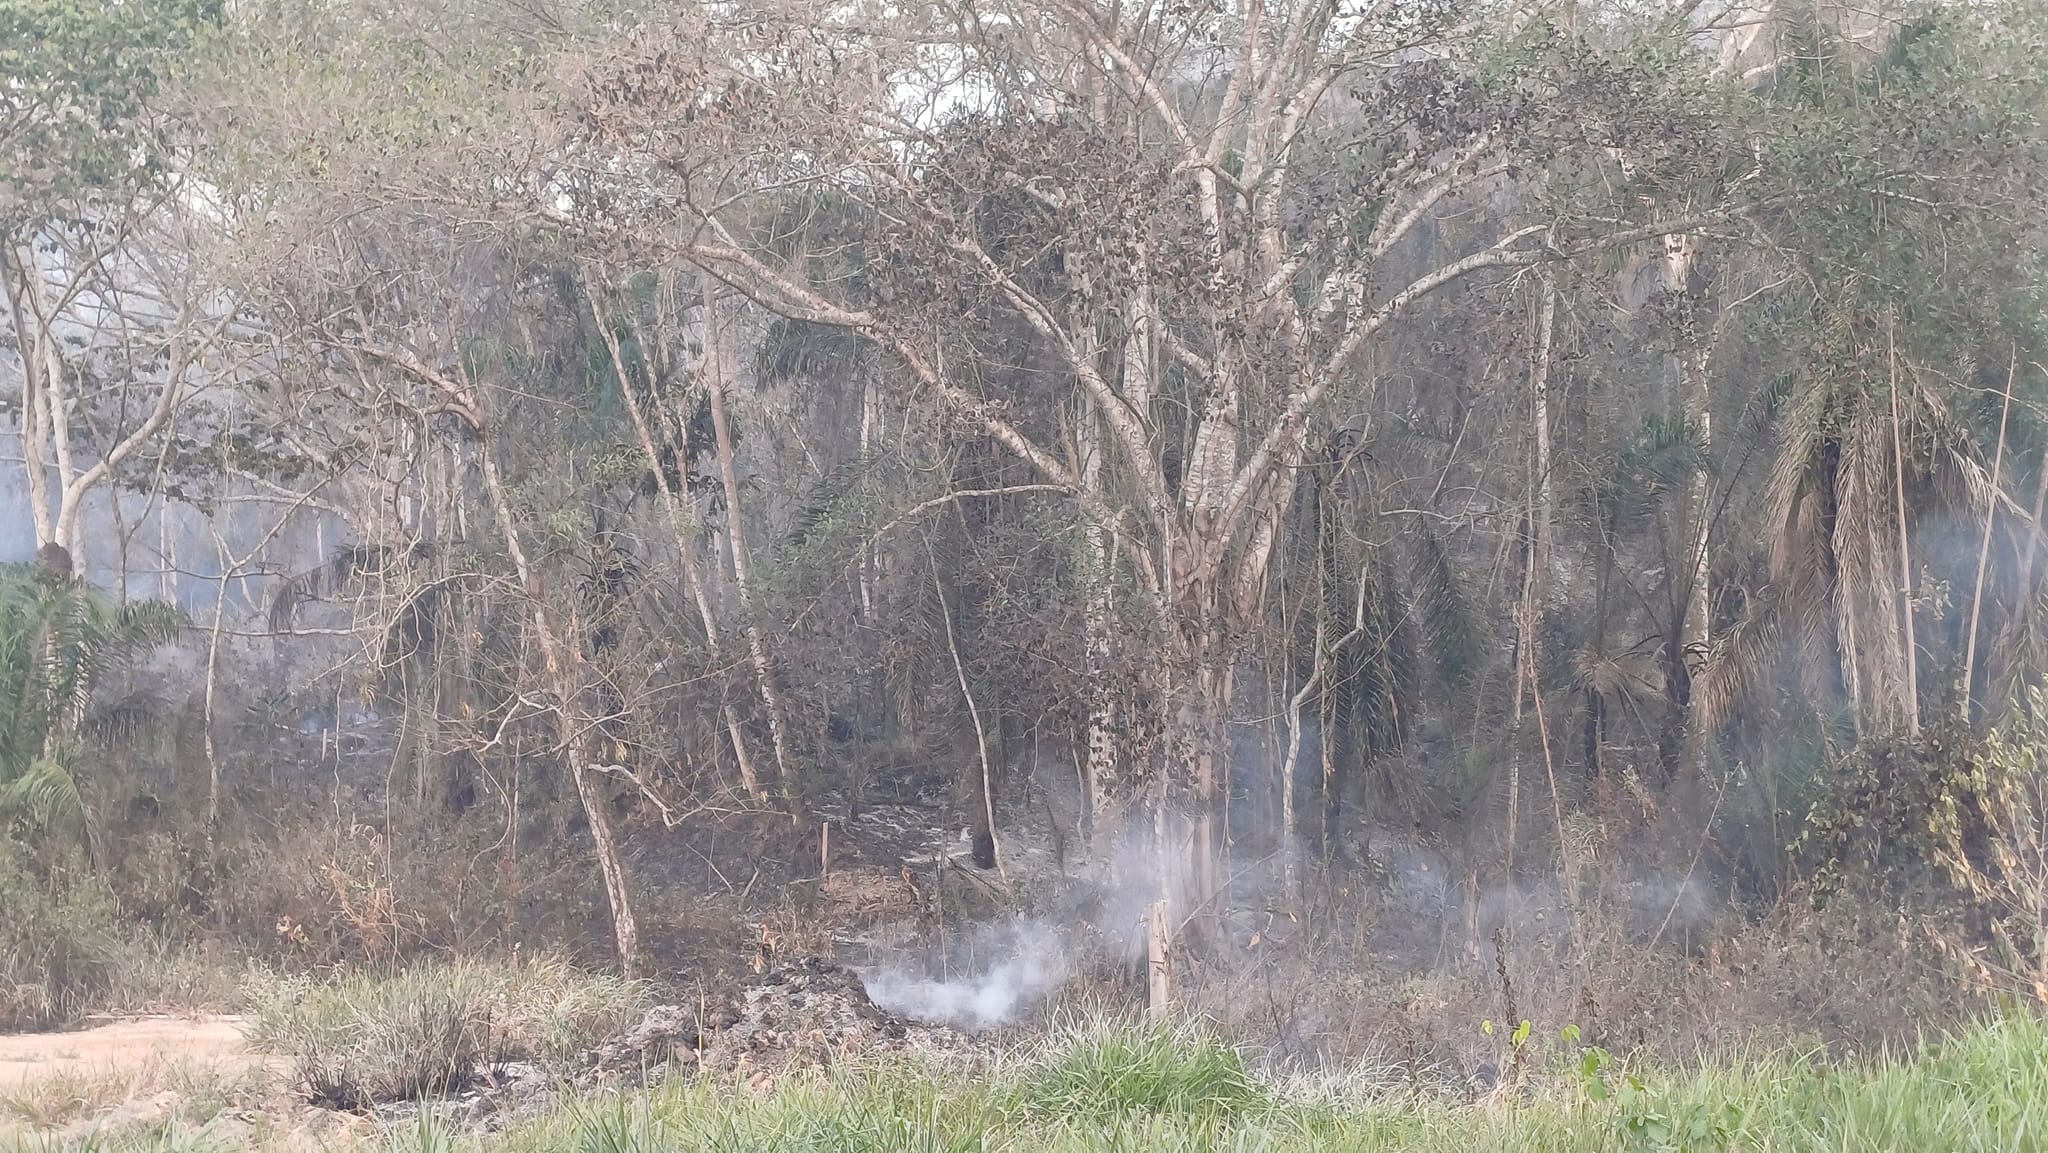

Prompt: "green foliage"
[0,0,221,214]
[388,1110,457,1153]
[1794,723,1974,900]
[1610,1076,1743,1153]
[376,1013,2048,1153]
[1013,1018,1269,1123]
[0,565,184,852]
[0,841,122,1029]
[10,1012,2048,1152]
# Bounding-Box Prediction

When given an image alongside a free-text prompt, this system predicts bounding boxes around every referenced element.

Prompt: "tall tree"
[564,0,1756,922]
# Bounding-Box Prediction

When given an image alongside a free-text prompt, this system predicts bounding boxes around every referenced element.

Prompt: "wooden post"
[1145,899,1173,1019]
[820,820,831,879]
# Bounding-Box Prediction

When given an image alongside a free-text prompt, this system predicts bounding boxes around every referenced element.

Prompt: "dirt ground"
[0,1016,351,1148]
[0,1017,264,1092]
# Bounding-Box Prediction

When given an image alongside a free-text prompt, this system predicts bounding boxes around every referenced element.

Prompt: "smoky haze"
[861,919,1069,1030]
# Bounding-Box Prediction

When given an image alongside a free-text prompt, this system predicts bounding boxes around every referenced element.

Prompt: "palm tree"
[0,562,184,856]
[1694,6,2048,744]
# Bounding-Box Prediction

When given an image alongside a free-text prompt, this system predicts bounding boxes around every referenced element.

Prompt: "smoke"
[861,920,1069,1031]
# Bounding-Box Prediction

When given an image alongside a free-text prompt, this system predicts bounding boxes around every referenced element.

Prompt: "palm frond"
[268,543,429,633]
[1573,646,1663,705]
[1400,513,1482,688]
[1760,375,1832,548]
[0,754,89,841]
[114,599,187,648]
[1693,602,1790,733]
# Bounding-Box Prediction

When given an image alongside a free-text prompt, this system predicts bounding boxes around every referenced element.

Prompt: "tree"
[564,0,1762,922]
[2,0,227,557]
[1696,4,2048,747]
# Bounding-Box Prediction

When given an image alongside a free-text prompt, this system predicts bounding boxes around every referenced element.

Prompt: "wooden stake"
[1146,899,1173,1018]
[1963,347,2017,727]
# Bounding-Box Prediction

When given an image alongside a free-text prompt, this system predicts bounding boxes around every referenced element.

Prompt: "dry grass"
[243,956,652,1110]
[0,1056,271,1132]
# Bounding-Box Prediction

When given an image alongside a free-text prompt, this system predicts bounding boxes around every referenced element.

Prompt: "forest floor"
[0,751,2009,1150]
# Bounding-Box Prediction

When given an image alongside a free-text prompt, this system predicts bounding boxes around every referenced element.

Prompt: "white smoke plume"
[861,920,1068,1031]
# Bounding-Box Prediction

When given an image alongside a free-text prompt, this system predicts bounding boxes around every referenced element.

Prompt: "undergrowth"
[0,848,122,1031]
[242,957,651,1110]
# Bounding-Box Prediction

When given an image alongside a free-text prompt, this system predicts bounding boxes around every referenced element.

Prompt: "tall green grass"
[457,1011,2048,1153]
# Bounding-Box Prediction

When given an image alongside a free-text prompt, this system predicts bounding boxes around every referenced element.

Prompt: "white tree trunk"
[1663,233,1712,673]
[588,279,765,801]
[1533,275,1558,600]
[1077,400,1121,850]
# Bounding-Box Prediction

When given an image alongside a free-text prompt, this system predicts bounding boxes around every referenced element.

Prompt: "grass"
[0,1058,270,1131]
[242,956,652,1110]
[9,1005,2048,1151]
[0,853,124,1032]
[434,1011,2048,1153]
[1012,1018,1267,1122]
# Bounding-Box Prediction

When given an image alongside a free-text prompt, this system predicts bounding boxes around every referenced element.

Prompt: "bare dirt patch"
[0,1016,311,1143]
[0,1016,264,1092]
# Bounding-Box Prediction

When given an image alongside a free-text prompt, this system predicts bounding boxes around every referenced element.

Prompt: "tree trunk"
[1887,318,1921,736]
[2,244,57,550]
[475,421,639,975]
[1532,275,1558,602]
[929,538,1001,875]
[703,295,805,821]
[589,278,765,802]
[1280,611,1324,893]
[1661,232,1710,777]
[1077,401,1122,855]
[1961,350,2015,727]
[568,743,639,976]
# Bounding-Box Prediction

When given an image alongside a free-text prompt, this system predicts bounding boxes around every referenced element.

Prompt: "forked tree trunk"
[588,279,766,801]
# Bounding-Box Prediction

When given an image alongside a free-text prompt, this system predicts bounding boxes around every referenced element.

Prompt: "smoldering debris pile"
[594,958,966,1084]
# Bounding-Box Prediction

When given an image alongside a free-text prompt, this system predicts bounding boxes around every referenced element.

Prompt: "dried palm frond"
[268,543,433,633]
[1574,645,1663,706]
[1692,602,1791,733]
[1400,513,1483,688]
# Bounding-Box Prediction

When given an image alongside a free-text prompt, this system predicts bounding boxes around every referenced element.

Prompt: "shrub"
[1929,684,2048,1003]
[0,845,122,1030]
